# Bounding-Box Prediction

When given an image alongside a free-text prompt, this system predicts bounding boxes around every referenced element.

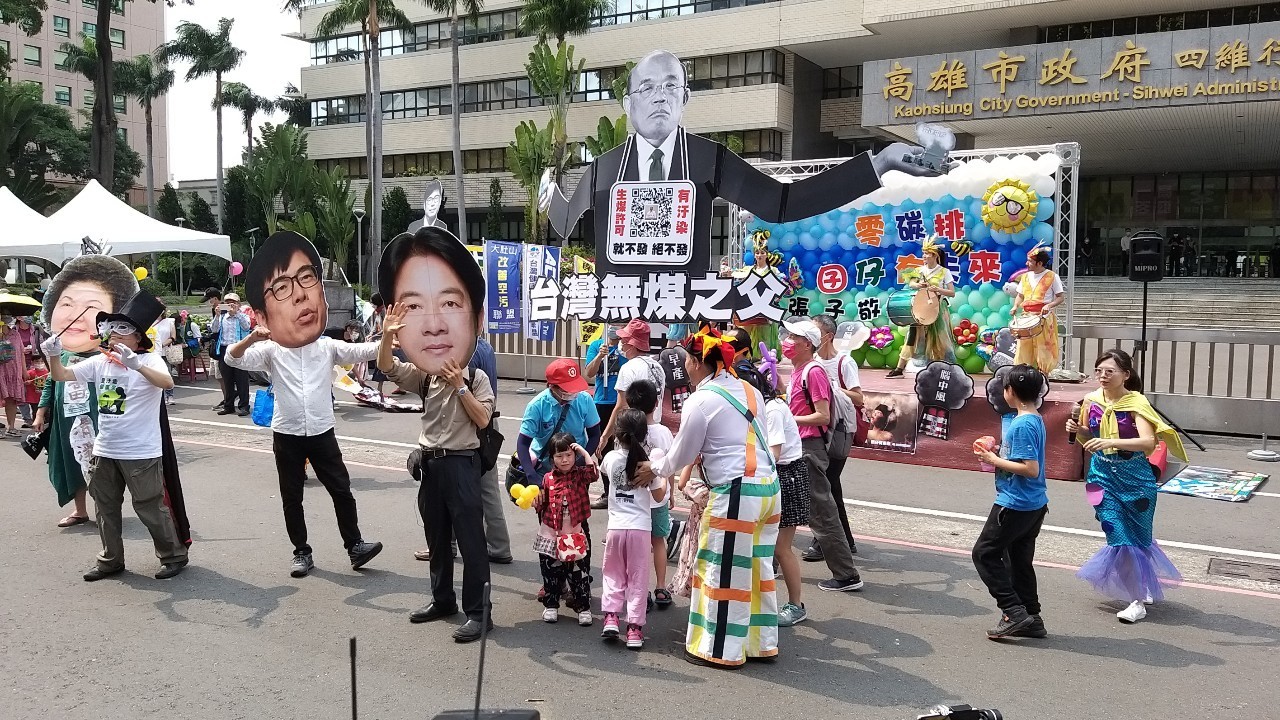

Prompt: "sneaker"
[801,545,825,563]
[577,610,593,627]
[818,575,864,592]
[290,553,314,578]
[886,367,905,378]
[541,607,559,623]
[625,624,644,649]
[987,606,1034,638]
[1143,594,1154,606]
[1117,600,1147,624]
[348,540,384,569]
[601,612,620,638]
[778,602,808,627]
[590,496,608,510]
[1008,614,1047,638]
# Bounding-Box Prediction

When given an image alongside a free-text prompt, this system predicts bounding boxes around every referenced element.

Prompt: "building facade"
[2,0,168,203]
[296,0,1280,277]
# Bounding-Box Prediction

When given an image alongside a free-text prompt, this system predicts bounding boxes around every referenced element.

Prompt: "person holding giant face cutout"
[376,227,496,643]
[226,231,385,578]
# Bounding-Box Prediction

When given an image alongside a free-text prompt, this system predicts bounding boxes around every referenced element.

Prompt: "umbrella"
[0,293,43,317]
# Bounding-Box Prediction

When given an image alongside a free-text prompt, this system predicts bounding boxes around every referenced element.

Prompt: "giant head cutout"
[244,231,328,349]
[378,226,483,376]
[42,254,139,353]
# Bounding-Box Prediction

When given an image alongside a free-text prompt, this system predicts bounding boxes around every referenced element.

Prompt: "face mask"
[780,338,798,359]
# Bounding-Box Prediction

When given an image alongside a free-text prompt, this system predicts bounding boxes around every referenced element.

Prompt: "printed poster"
[484,241,522,334]
[861,390,919,454]
[523,244,562,342]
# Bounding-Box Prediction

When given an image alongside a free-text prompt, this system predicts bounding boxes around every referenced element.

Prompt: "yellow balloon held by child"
[134,267,148,281]
[508,483,540,510]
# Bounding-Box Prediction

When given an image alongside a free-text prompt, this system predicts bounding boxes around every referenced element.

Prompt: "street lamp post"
[247,227,261,259]
[353,209,366,290]
[174,217,187,296]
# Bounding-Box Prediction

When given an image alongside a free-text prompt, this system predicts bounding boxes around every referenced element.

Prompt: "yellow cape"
[1079,389,1187,462]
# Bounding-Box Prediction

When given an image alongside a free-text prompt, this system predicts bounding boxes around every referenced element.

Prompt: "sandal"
[654,588,673,608]
[5,429,20,437]
[58,515,90,528]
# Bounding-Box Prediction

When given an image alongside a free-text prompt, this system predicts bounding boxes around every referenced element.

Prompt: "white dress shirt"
[650,370,773,483]
[634,130,679,181]
[226,336,379,437]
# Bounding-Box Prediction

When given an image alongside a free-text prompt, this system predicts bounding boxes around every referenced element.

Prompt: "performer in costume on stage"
[1067,349,1186,624]
[638,325,780,668]
[1012,245,1066,374]
[888,236,956,378]
[733,230,783,354]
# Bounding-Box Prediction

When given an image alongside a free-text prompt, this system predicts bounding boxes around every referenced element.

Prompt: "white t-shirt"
[644,422,673,457]
[601,448,666,531]
[149,317,176,348]
[616,354,666,424]
[1020,270,1066,304]
[71,352,167,460]
[821,353,861,393]
[764,398,802,464]
[918,264,955,287]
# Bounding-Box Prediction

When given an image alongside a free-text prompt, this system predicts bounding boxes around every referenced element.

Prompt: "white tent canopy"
[0,186,63,263]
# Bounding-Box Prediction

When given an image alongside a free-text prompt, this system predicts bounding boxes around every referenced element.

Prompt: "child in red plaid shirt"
[536,432,597,627]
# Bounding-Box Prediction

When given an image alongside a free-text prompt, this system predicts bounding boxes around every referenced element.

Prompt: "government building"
[295,0,1280,279]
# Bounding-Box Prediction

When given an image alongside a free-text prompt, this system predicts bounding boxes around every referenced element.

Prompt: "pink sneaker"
[625,624,644,649]
[601,612,620,639]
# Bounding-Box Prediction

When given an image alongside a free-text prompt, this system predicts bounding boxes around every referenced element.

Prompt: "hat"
[782,318,821,348]
[545,358,590,394]
[224,292,241,303]
[616,319,651,352]
[202,287,221,302]
[95,289,166,351]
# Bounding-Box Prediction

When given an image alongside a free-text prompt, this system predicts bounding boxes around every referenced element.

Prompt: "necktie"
[648,149,665,181]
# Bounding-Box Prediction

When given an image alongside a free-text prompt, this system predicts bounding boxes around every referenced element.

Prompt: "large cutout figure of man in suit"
[540,50,938,276]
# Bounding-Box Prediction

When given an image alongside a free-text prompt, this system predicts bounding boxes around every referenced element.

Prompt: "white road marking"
[1254,492,1280,498]
[844,498,1280,562]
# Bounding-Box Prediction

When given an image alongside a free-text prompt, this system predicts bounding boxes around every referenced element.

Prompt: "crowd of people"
[6,226,1189,669]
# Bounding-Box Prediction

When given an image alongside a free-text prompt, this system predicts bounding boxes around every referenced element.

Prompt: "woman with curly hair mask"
[636,325,780,669]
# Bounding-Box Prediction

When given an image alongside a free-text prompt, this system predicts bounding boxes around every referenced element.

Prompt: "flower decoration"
[953,319,979,346]
[869,326,895,350]
[976,343,995,362]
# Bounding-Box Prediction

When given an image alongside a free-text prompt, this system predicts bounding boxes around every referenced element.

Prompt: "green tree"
[0,0,46,35]
[315,166,355,278]
[158,17,245,233]
[57,36,101,82]
[303,0,413,271]
[187,191,217,233]
[526,40,583,194]
[507,119,554,244]
[224,165,266,250]
[485,177,504,239]
[0,82,58,211]
[157,183,183,224]
[584,114,627,158]
[276,82,310,127]
[116,52,175,217]
[245,123,316,234]
[422,0,483,242]
[216,81,276,165]
[382,185,412,243]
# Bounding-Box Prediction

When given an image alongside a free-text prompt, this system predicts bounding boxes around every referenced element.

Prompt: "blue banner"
[523,244,561,342]
[484,241,522,334]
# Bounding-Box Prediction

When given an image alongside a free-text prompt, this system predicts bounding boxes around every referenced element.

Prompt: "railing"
[489,320,583,383]
[1069,324,1279,436]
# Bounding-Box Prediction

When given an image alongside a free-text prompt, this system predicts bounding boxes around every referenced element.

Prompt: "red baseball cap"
[545,357,590,394]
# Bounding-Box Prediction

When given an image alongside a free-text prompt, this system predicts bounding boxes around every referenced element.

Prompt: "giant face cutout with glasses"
[244,231,328,349]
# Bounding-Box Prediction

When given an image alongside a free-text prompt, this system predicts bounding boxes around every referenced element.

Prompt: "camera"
[917,705,1003,720]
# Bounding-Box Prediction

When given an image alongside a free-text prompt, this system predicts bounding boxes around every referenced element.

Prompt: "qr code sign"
[629,186,674,238]
[607,180,696,266]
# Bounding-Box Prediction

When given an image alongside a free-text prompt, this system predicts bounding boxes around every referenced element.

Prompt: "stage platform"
[847,369,1091,481]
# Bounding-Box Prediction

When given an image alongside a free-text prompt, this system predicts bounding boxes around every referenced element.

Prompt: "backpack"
[799,360,855,459]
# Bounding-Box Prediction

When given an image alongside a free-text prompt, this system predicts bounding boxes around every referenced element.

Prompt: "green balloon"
[886,349,901,368]
[962,353,988,374]
[955,304,975,322]
[956,345,972,360]
[851,346,868,365]
[866,352,886,369]
[968,289,985,307]
[989,311,1007,328]
[987,293,1007,312]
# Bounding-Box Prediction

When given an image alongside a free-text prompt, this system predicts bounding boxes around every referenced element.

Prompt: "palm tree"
[276,82,310,127]
[310,0,412,274]
[158,18,245,234]
[423,0,483,242]
[519,0,612,45]
[116,53,174,218]
[57,36,100,83]
[217,82,276,165]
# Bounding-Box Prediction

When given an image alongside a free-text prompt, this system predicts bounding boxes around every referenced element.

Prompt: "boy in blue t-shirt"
[972,364,1050,640]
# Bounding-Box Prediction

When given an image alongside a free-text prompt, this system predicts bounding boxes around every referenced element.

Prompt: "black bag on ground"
[503,401,570,502]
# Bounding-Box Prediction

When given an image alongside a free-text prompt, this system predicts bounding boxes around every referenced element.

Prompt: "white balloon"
[1032,176,1057,197]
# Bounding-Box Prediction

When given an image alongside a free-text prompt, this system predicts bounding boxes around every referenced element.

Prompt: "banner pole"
[516,336,534,394]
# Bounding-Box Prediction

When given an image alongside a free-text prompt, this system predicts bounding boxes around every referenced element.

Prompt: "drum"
[886,288,940,327]
[1009,313,1044,339]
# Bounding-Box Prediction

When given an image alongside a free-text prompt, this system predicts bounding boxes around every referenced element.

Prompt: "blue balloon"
[819,215,838,232]
[817,232,838,252]
[1031,222,1055,245]
[837,227,857,251]
[835,211,856,232]
[991,229,1010,245]
[743,251,754,266]
[802,251,819,269]
[808,223,824,238]
[803,269,817,288]
[778,232,797,251]
[1012,227,1034,245]
[841,250,857,268]
[968,221,991,243]
[799,232,819,251]
[818,251,834,265]
[970,199,987,218]
[1035,198,1055,221]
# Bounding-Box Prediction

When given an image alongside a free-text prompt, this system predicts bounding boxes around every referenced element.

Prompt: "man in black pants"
[806,314,862,560]
[212,292,252,416]
[377,228,497,643]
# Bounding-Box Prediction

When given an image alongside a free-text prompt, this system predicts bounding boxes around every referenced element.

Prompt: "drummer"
[888,236,957,378]
[1011,245,1065,374]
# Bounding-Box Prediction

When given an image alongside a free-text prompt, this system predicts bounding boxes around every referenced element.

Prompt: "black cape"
[159,404,192,546]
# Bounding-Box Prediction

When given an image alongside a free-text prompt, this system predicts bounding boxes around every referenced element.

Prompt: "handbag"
[251,385,274,427]
[164,344,185,366]
[556,530,588,563]
[21,425,51,460]
[467,368,504,473]
[504,400,571,501]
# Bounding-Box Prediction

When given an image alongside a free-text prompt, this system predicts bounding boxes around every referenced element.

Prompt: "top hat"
[95,289,166,350]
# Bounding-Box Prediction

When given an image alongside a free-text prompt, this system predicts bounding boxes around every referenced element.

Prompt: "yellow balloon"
[509,483,525,500]
[134,267,149,281]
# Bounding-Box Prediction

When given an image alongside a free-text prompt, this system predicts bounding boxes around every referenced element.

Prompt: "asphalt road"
[2,379,1277,720]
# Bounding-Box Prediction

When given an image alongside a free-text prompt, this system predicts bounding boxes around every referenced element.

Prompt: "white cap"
[782,319,821,348]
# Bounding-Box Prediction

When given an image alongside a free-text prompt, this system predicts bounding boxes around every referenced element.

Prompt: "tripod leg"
[1151,403,1206,453]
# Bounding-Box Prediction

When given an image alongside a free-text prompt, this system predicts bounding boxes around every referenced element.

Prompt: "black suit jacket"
[547,128,883,277]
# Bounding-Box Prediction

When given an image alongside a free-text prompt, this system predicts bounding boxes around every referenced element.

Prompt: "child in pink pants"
[599,409,667,649]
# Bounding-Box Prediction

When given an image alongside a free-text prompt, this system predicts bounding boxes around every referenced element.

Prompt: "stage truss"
[727,142,1082,370]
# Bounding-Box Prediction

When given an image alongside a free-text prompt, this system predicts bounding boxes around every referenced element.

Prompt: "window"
[55,85,72,106]
[310,95,366,126]
[381,87,453,119]
[0,40,9,59]
[572,67,626,103]
[1040,3,1280,42]
[117,127,127,143]
[685,50,784,91]
[83,22,96,39]
[25,80,43,94]
[595,0,777,25]
[463,148,507,173]
[80,0,123,11]
[310,8,524,65]
[310,34,363,65]
[84,89,95,108]
[53,16,71,37]
[822,65,862,99]
[54,50,70,70]
[23,45,41,67]
[110,28,125,50]
[703,129,784,161]
[113,93,127,113]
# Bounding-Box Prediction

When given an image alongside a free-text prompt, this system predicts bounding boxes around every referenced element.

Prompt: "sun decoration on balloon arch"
[981,179,1039,233]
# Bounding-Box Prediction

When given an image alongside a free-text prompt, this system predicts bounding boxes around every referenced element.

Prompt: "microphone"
[1068,401,1082,444]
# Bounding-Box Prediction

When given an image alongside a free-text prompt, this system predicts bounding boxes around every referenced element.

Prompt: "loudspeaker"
[1129,231,1164,282]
